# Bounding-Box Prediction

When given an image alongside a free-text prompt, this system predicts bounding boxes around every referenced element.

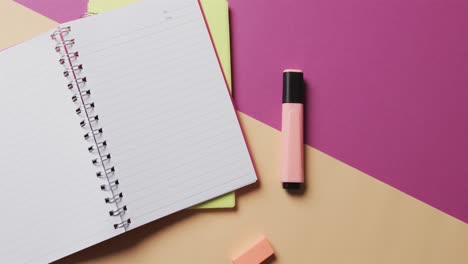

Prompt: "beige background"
[0,1,57,49]
[1,2,467,263]
[56,113,466,264]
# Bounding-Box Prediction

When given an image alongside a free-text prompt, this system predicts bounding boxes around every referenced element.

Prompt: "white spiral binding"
[51,26,131,230]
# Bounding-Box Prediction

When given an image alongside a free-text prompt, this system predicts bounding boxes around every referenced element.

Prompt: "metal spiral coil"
[64,64,83,77]
[76,102,95,115]
[97,166,115,178]
[105,192,123,203]
[114,219,131,229]
[68,77,87,89]
[109,205,128,216]
[59,51,79,64]
[55,39,75,52]
[51,26,130,230]
[50,26,71,40]
[101,179,119,191]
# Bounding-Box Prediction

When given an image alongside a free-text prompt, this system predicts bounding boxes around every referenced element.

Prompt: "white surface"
[65,0,256,229]
[0,33,121,264]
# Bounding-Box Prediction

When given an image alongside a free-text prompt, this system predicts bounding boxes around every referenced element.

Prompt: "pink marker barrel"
[281,70,304,190]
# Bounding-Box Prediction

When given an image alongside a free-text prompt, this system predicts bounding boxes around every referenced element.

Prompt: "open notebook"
[0,0,256,263]
[87,0,235,209]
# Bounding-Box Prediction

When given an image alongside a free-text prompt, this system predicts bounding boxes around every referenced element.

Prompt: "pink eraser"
[232,237,275,264]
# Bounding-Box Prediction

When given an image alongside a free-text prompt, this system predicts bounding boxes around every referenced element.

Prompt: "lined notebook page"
[0,33,121,263]
[66,0,257,228]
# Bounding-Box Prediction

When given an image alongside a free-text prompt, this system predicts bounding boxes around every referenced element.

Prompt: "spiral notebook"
[0,0,256,263]
[86,0,235,209]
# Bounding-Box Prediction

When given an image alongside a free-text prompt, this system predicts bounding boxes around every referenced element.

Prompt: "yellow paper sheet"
[88,0,235,208]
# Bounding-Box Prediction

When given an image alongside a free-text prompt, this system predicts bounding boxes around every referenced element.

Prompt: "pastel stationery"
[0,0,256,263]
[59,112,468,263]
[232,237,275,264]
[87,0,235,208]
[229,0,468,222]
[281,70,305,190]
[16,0,468,225]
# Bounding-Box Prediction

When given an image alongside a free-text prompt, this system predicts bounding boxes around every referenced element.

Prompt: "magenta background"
[16,0,86,23]
[230,0,468,223]
[14,0,468,223]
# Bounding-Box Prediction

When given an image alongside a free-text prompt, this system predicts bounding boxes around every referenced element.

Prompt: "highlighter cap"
[283,70,304,104]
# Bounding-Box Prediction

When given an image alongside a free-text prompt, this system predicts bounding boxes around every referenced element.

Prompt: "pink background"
[15,0,468,223]
[16,0,86,23]
[229,0,468,223]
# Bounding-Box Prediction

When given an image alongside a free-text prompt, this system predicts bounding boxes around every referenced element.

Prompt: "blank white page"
[65,0,257,228]
[0,33,122,263]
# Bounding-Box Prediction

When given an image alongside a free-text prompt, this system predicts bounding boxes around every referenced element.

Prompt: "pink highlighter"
[281,70,305,190]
